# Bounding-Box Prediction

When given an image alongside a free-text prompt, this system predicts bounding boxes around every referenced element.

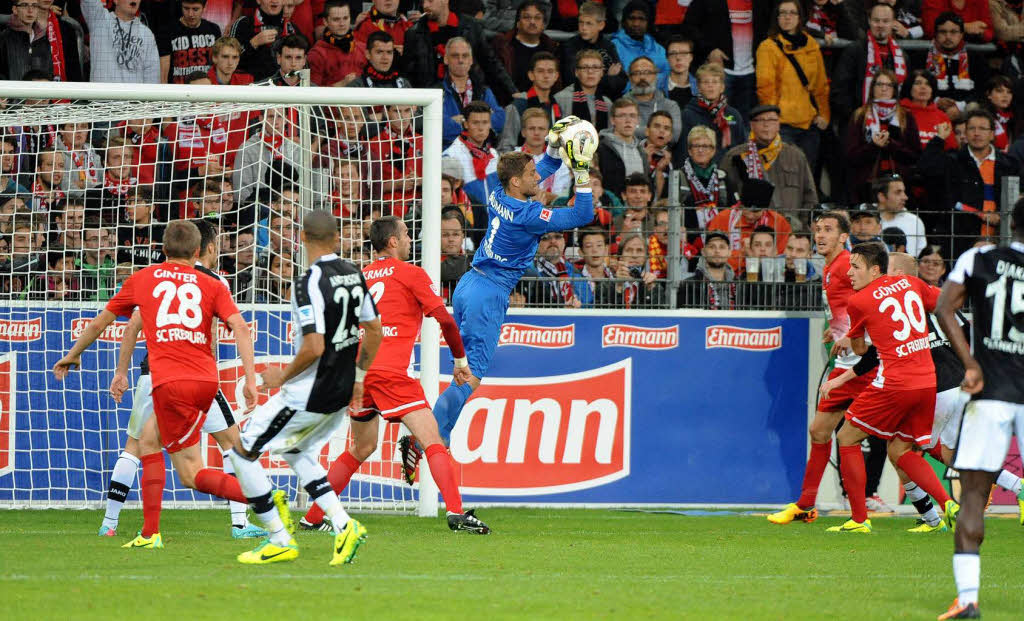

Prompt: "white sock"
[103,452,141,530]
[222,450,248,528]
[284,451,351,532]
[996,470,1023,496]
[228,450,290,546]
[903,481,927,502]
[952,553,980,605]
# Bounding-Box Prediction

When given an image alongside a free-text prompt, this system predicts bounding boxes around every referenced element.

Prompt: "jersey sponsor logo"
[601,324,678,349]
[498,323,575,348]
[216,319,257,344]
[382,325,399,337]
[70,318,145,344]
[0,318,42,342]
[705,325,782,351]
[0,354,14,477]
[896,336,931,357]
[539,208,552,222]
[444,359,631,495]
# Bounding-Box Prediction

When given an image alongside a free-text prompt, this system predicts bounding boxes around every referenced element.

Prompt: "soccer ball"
[557,118,599,160]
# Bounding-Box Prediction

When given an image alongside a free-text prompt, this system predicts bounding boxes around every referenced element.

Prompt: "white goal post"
[0,79,442,516]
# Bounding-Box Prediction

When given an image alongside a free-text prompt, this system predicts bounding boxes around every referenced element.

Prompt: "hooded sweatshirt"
[900,98,958,150]
[632,90,683,143]
[81,0,160,83]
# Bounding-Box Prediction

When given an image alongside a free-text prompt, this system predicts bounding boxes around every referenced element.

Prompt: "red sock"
[838,445,868,523]
[194,468,247,503]
[796,441,832,509]
[897,451,951,506]
[304,451,361,523]
[426,444,462,514]
[927,444,944,462]
[140,453,165,538]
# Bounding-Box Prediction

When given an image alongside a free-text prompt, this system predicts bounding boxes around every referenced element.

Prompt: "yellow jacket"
[755,33,830,130]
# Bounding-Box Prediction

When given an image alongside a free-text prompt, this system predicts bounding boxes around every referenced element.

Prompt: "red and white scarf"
[46,13,66,81]
[252,8,294,37]
[104,172,137,196]
[697,95,732,147]
[458,133,495,181]
[864,98,898,141]
[806,4,837,38]
[742,133,783,180]
[535,256,575,304]
[995,109,1012,150]
[70,149,99,189]
[926,41,972,92]
[32,180,64,209]
[864,33,906,104]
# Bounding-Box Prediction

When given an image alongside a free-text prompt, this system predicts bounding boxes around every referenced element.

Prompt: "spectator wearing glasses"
[665,36,698,111]
[610,1,670,93]
[720,104,818,226]
[558,2,626,98]
[755,0,830,166]
[596,97,648,198]
[678,125,733,234]
[492,1,560,93]
[678,63,747,164]
[923,12,988,111]
[831,2,907,128]
[553,49,614,134]
[628,57,682,144]
[922,0,994,42]
[438,37,506,149]
[845,69,920,203]
[81,0,161,84]
[916,244,947,286]
[0,0,52,81]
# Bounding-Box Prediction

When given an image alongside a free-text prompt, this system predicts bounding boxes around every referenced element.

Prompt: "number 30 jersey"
[948,241,1024,404]
[848,274,940,391]
[106,262,241,388]
[286,253,378,414]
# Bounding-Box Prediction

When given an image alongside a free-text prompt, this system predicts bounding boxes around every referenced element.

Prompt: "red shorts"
[351,372,429,421]
[846,385,937,444]
[817,366,876,413]
[151,380,219,453]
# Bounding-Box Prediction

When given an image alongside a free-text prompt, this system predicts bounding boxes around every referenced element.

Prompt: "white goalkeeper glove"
[562,135,598,186]
[546,115,581,154]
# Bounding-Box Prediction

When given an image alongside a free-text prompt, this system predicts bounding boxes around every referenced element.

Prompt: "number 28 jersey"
[106,262,240,388]
[285,253,378,414]
[848,274,940,391]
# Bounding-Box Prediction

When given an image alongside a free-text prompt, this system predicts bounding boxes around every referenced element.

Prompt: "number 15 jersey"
[106,262,241,388]
[848,274,940,391]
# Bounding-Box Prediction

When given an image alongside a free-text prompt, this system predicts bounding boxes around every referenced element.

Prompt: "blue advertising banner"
[0,307,813,505]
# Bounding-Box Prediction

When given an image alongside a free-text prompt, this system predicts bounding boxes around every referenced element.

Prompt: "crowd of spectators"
[1,0,1023,309]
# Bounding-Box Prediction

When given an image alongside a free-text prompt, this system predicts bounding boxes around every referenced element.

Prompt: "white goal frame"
[0,80,443,517]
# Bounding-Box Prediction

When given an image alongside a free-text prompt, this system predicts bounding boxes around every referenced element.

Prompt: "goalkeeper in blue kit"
[409,117,597,466]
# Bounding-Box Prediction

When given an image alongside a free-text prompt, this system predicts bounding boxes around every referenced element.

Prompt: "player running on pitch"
[768,211,877,525]
[298,216,489,534]
[825,242,957,534]
[54,220,260,549]
[820,252,1024,534]
[932,199,1024,620]
[98,220,267,542]
[227,210,383,566]
[418,116,597,465]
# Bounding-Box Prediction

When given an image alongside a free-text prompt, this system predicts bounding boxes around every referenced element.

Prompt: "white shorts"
[952,399,1024,473]
[239,392,346,456]
[126,374,235,440]
[927,387,971,450]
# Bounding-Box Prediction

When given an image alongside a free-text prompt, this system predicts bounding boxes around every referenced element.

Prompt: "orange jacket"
[707,207,792,273]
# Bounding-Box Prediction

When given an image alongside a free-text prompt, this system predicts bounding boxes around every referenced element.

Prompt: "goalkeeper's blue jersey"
[471,153,594,293]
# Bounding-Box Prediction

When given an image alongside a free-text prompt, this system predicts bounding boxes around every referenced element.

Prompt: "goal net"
[0,79,442,516]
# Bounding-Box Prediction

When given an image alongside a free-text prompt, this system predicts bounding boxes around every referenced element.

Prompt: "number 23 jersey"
[848,274,940,391]
[287,253,378,414]
[106,262,241,388]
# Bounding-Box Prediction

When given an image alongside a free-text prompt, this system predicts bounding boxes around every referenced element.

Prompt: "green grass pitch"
[1,509,1022,620]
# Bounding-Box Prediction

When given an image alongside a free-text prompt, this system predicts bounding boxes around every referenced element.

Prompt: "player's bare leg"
[300,417,379,530]
[939,469,998,619]
[767,409,844,524]
[403,408,490,533]
[826,421,873,532]
[210,426,265,538]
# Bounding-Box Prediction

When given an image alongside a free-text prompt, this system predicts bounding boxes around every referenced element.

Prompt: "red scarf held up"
[864,98,898,141]
[458,132,494,181]
[47,13,66,81]
[427,12,459,80]
[697,95,732,148]
[864,32,906,104]
[995,109,1012,150]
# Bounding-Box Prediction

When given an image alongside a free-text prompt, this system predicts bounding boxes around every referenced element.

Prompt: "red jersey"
[163,117,229,172]
[105,262,240,388]
[822,250,859,368]
[362,257,445,376]
[848,274,940,391]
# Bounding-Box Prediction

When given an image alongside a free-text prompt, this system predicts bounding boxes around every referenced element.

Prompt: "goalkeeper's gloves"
[563,135,598,186]
[546,115,581,154]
